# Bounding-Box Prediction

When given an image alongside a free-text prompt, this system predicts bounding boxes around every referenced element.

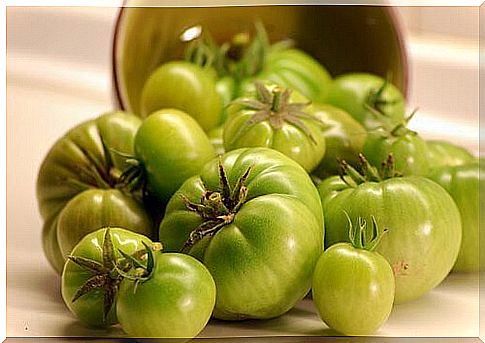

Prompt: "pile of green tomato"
[36,23,482,338]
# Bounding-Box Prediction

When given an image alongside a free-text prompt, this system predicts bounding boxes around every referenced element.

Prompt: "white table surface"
[6,6,482,341]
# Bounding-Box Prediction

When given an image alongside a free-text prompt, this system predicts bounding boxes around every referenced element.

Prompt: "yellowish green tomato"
[61,228,153,327]
[224,82,326,172]
[428,161,484,272]
[326,73,405,130]
[140,61,222,131]
[363,119,430,176]
[313,217,395,336]
[116,252,216,338]
[134,109,215,202]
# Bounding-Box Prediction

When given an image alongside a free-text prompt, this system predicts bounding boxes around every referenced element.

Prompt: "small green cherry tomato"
[313,216,395,336]
[140,61,222,131]
[224,82,326,172]
[363,116,430,176]
[116,251,216,338]
[428,161,484,272]
[61,228,153,327]
[426,140,475,169]
[326,73,405,130]
[134,109,215,202]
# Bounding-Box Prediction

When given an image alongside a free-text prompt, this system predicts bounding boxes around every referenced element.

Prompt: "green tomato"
[313,239,394,336]
[255,48,332,103]
[208,125,225,156]
[428,161,483,272]
[318,171,461,304]
[117,252,216,338]
[159,148,323,320]
[426,140,475,169]
[215,76,236,123]
[61,227,152,327]
[311,104,367,178]
[134,109,215,202]
[224,82,326,172]
[56,189,153,259]
[37,111,152,273]
[363,126,430,176]
[140,61,222,131]
[326,73,405,130]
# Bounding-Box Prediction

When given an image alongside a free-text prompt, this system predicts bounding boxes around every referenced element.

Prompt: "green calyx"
[364,74,400,121]
[231,82,325,144]
[116,242,163,294]
[181,161,251,253]
[68,229,137,323]
[339,153,401,187]
[345,212,388,251]
[117,157,148,195]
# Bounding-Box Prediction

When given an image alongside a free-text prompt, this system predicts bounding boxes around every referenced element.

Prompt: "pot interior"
[113,5,407,114]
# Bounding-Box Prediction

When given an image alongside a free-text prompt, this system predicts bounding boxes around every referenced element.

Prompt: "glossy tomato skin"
[426,140,475,168]
[318,176,461,304]
[61,228,152,327]
[134,109,215,203]
[311,104,367,178]
[312,243,395,336]
[116,252,216,338]
[37,111,150,273]
[363,129,430,176]
[56,189,153,259]
[159,148,323,320]
[140,61,222,131]
[254,48,332,103]
[428,161,483,272]
[224,84,326,172]
[326,73,405,130]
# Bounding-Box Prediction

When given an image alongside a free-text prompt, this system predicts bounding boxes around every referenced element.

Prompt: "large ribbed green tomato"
[326,73,405,130]
[223,82,326,172]
[140,61,222,131]
[117,252,216,338]
[428,161,483,272]
[159,148,323,320]
[61,228,152,327]
[37,112,154,273]
[318,174,461,304]
[134,109,215,203]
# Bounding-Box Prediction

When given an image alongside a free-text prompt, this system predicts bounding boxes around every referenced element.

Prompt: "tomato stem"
[180,162,251,252]
[338,153,401,186]
[345,212,388,251]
